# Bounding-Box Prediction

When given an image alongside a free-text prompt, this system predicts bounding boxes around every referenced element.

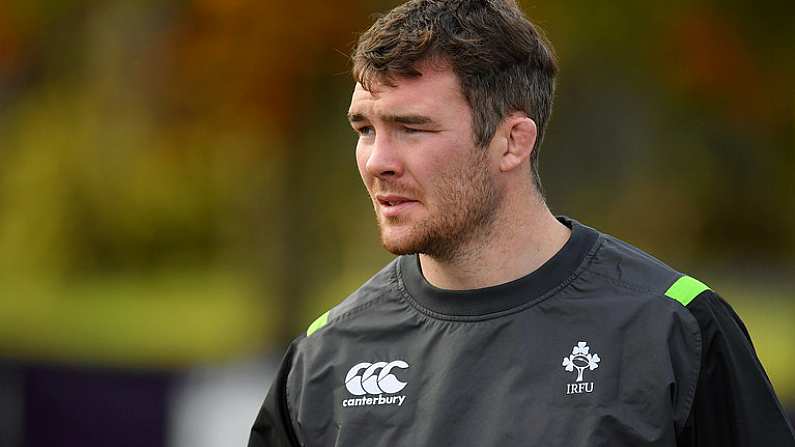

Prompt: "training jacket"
[249,217,795,446]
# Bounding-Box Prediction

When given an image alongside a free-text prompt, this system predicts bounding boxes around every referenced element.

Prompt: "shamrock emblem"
[562,341,600,382]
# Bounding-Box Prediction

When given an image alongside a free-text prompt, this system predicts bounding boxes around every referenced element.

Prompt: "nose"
[364,132,403,179]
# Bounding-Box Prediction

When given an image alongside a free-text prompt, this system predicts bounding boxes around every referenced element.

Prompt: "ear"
[499,115,537,173]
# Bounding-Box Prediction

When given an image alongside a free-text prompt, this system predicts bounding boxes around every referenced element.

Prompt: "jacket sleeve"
[677,290,795,446]
[248,339,302,447]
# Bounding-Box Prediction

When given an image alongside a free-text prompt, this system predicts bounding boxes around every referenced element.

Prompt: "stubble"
[375,149,500,262]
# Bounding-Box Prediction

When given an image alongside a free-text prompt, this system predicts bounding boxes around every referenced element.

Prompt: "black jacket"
[250,217,795,446]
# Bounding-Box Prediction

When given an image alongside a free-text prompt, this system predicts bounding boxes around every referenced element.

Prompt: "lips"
[376,194,417,205]
[375,194,419,217]
[378,196,412,206]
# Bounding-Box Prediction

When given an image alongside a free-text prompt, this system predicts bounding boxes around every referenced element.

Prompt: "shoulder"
[301,258,405,342]
[584,227,680,295]
[576,221,710,311]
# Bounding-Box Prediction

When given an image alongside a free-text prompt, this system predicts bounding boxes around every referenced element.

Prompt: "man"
[249,0,795,445]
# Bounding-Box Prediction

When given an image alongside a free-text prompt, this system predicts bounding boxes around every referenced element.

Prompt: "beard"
[373,150,500,262]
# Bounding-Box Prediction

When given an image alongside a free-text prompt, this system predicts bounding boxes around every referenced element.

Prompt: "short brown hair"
[352,0,558,193]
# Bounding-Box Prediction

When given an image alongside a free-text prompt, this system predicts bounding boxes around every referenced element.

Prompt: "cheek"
[355,145,369,181]
[429,150,486,196]
[425,147,463,178]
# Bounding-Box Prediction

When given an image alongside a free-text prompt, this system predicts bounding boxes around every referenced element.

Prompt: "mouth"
[375,194,419,217]
[376,194,417,206]
[378,199,415,207]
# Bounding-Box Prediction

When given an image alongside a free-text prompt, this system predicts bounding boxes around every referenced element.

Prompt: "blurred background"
[0,0,792,445]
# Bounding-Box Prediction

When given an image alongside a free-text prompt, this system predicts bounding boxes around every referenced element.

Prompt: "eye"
[402,127,425,134]
[355,126,374,137]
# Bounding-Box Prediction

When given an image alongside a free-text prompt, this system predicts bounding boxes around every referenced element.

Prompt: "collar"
[398,216,599,317]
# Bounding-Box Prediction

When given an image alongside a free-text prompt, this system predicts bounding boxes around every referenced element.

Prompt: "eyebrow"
[347,112,434,125]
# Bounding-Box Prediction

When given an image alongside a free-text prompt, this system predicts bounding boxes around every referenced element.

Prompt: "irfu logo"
[562,341,600,395]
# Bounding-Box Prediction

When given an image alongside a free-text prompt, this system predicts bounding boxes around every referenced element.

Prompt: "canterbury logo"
[344,360,409,395]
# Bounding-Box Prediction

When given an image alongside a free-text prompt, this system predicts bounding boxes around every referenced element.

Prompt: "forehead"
[348,65,469,119]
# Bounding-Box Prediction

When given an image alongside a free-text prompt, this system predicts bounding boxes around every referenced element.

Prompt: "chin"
[380,235,417,256]
[381,243,415,256]
[378,227,426,256]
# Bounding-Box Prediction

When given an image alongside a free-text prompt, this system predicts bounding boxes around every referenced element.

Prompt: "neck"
[419,195,571,291]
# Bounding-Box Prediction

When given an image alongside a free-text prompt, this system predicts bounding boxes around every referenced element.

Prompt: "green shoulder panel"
[306,310,330,337]
[665,275,711,306]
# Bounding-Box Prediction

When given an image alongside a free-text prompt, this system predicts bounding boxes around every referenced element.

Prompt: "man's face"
[347,64,501,260]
